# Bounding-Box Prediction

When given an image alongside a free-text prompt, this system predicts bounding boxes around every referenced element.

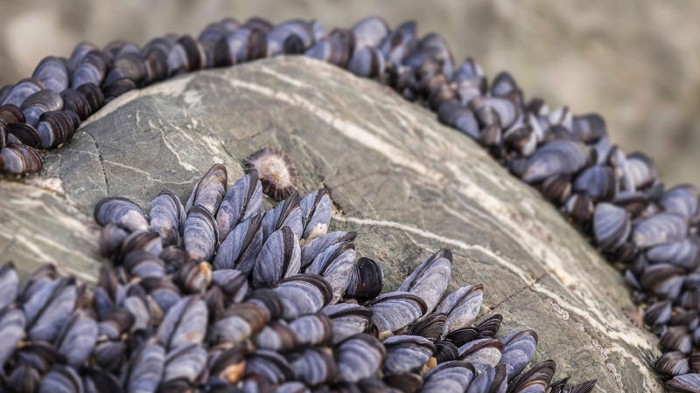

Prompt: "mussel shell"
[185,163,227,216]
[267,19,316,56]
[289,313,333,346]
[300,189,332,240]
[20,89,63,126]
[215,27,268,67]
[593,203,631,252]
[398,249,452,314]
[458,338,504,370]
[499,329,538,378]
[36,110,80,148]
[345,256,383,303]
[253,226,301,288]
[347,46,385,78]
[435,284,484,333]
[162,344,208,384]
[291,347,337,386]
[274,274,333,320]
[216,171,263,241]
[573,165,616,202]
[632,212,687,249]
[322,303,372,344]
[6,122,41,147]
[420,360,475,392]
[32,56,69,93]
[335,333,385,383]
[213,213,263,276]
[521,140,591,183]
[437,100,480,140]
[383,335,435,374]
[149,190,186,247]
[661,185,699,222]
[306,241,356,302]
[156,295,207,350]
[369,291,427,333]
[0,143,42,173]
[2,78,44,107]
[351,16,390,49]
[183,205,219,262]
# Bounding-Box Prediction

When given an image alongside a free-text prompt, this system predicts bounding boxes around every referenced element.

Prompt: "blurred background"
[1,0,699,185]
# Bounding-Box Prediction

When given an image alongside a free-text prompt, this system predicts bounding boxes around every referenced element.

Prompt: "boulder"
[0,56,662,391]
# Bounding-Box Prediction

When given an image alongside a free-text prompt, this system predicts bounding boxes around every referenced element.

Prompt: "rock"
[0,56,662,391]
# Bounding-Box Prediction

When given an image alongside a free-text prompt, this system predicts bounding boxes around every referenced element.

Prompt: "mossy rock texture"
[0,56,662,392]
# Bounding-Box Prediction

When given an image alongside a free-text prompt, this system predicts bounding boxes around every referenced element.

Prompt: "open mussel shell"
[335,333,385,383]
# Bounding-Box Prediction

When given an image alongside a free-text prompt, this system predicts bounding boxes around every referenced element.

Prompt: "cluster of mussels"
[0,154,596,393]
[0,13,696,392]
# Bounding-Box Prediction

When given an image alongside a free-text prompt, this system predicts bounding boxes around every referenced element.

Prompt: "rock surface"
[0,57,662,391]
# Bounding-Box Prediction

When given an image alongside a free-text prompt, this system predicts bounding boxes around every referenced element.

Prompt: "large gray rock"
[1,57,662,391]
